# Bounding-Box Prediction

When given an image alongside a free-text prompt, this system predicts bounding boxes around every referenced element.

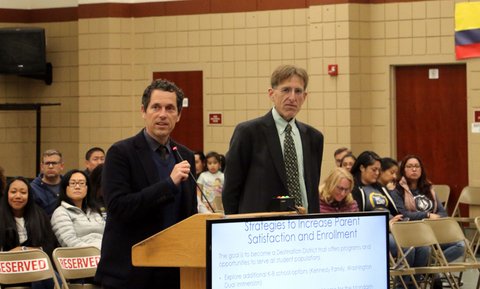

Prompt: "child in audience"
[378,157,399,191]
[51,169,105,249]
[319,167,358,213]
[0,176,59,289]
[197,151,224,213]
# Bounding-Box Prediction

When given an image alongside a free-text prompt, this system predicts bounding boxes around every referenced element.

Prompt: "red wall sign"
[209,113,222,125]
[475,110,480,122]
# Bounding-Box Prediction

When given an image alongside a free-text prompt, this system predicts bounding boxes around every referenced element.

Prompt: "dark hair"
[59,169,101,214]
[89,164,104,207]
[142,79,185,113]
[270,65,309,90]
[219,154,226,172]
[350,151,381,184]
[334,147,350,157]
[0,166,5,195]
[399,155,432,198]
[0,176,58,255]
[194,151,206,163]
[85,147,105,161]
[381,157,398,171]
[205,151,221,163]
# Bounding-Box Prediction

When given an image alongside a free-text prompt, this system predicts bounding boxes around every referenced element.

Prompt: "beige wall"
[0,21,79,177]
[1,0,479,186]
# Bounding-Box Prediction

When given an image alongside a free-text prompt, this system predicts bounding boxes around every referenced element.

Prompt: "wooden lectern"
[132,212,295,289]
[131,213,223,289]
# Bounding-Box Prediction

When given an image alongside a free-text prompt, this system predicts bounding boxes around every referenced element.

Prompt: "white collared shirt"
[271,107,308,210]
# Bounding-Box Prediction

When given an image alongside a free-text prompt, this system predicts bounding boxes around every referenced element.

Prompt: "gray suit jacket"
[223,111,324,214]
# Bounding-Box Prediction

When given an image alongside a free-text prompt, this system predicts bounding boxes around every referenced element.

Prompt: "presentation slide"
[208,213,388,289]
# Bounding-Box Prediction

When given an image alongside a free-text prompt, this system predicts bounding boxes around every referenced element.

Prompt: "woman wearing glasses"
[319,167,358,213]
[51,169,105,249]
[393,155,464,262]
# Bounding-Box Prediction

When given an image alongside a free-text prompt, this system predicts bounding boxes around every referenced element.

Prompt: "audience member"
[334,147,350,167]
[197,151,224,212]
[340,153,356,172]
[51,169,105,249]
[223,64,324,214]
[393,154,465,262]
[350,151,399,215]
[379,157,399,191]
[0,176,59,289]
[0,165,5,195]
[84,147,105,175]
[350,151,428,276]
[89,164,106,217]
[31,149,64,217]
[95,79,197,289]
[319,167,358,213]
[194,151,206,178]
[218,154,226,173]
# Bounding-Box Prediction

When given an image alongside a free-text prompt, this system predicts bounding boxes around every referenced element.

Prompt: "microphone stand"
[172,146,216,213]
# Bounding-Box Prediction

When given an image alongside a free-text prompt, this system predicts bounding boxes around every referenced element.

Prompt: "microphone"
[172,146,216,213]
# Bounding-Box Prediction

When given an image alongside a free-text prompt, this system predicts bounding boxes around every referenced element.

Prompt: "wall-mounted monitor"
[207,211,389,289]
[0,27,52,84]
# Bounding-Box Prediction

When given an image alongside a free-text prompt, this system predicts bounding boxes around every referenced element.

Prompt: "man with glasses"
[31,149,64,217]
[223,64,324,214]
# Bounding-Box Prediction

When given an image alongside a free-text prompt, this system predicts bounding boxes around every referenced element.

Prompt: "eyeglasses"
[68,180,87,187]
[405,164,421,170]
[336,186,351,193]
[275,86,305,97]
[43,161,61,167]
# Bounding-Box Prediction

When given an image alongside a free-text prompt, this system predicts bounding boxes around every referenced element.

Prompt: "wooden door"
[152,71,203,152]
[395,65,468,212]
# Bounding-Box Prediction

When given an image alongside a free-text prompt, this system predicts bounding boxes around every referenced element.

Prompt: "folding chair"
[474,217,480,255]
[52,246,101,289]
[389,249,419,289]
[425,217,480,289]
[432,184,450,211]
[451,186,480,252]
[0,249,61,289]
[390,221,465,289]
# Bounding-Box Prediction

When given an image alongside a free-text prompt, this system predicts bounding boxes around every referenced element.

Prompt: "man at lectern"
[95,79,197,289]
[223,65,324,214]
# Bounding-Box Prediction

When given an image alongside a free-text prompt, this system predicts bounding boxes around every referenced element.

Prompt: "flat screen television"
[0,27,47,75]
[207,211,389,289]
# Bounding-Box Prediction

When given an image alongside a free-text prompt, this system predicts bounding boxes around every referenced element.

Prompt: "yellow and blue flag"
[455,2,480,59]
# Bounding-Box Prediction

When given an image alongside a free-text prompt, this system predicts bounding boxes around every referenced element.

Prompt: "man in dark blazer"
[223,65,324,214]
[95,79,197,289]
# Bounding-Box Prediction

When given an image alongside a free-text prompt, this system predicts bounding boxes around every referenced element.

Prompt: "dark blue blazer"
[95,130,197,289]
[222,111,324,214]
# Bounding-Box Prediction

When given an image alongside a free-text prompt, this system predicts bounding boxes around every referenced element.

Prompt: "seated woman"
[393,155,464,262]
[350,151,428,277]
[339,153,356,172]
[51,169,105,249]
[319,167,358,213]
[0,176,59,289]
[378,157,399,191]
